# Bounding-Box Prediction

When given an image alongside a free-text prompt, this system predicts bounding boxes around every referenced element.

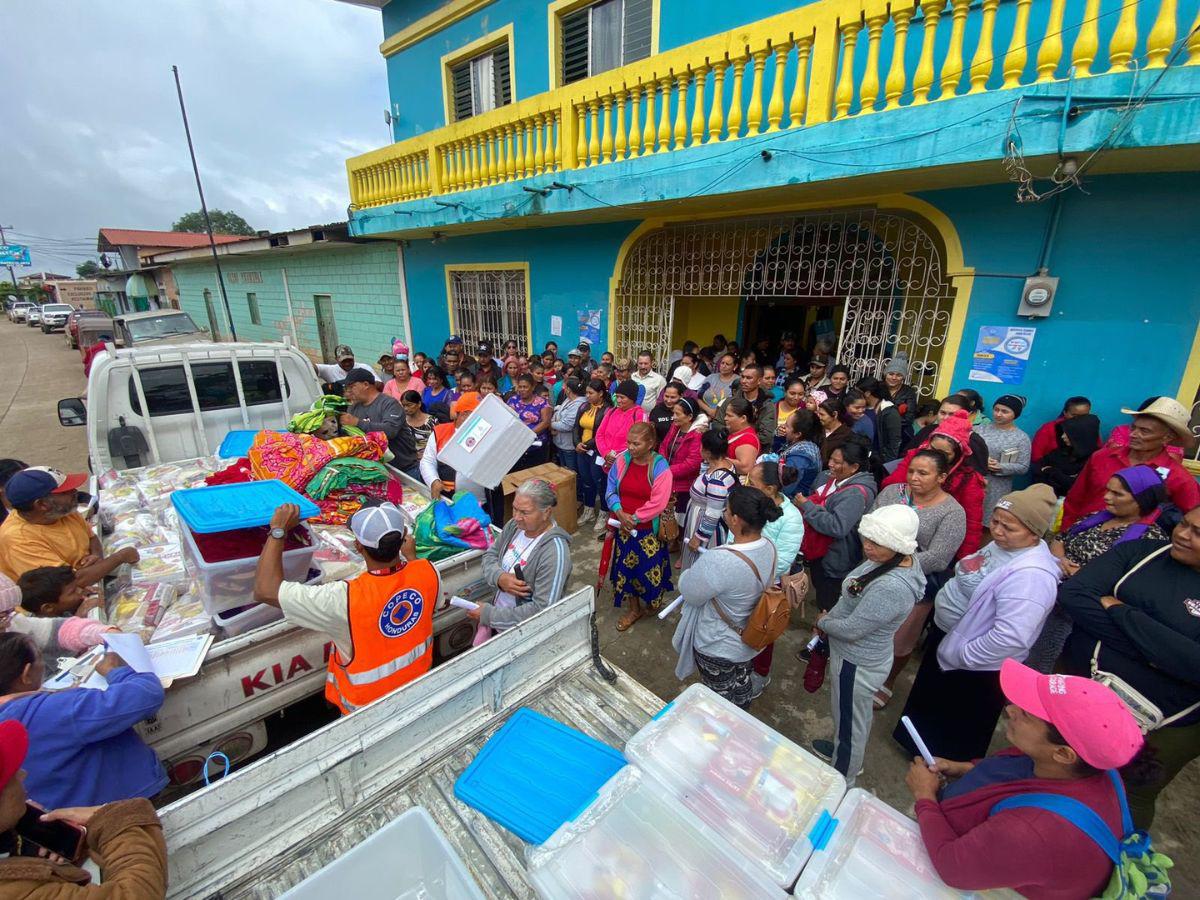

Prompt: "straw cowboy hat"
[1120,397,1192,439]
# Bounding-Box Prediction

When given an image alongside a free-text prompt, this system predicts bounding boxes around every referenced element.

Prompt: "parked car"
[25,306,43,327]
[65,308,110,349]
[8,302,33,323]
[113,309,211,348]
[39,302,75,333]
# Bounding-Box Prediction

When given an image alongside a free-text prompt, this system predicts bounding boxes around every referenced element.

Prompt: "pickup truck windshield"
[43,305,73,313]
[127,313,201,342]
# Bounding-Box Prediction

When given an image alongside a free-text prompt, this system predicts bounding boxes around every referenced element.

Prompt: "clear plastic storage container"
[792,789,1019,899]
[624,683,846,888]
[179,523,315,617]
[213,602,284,637]
[278,806,485,900]
[435,393,534,489]
[528,765,788,900]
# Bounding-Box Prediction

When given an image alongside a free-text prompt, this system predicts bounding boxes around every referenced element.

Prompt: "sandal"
[616,604,644,631]
[873,686,893,710]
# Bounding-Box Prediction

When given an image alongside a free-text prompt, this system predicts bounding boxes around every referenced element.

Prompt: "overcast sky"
[0,0,389,274]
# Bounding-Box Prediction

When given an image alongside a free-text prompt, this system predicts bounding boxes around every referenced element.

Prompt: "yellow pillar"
[614,89,629,161]
[726,53,748,138]
[1107,0,1139,72]
[912,0,945,104]
[629,82,644,157]
[835,19,864,118]
[940,0,972,97]
[1035,0,1067,81]
[968,0,1001,94]
[656,76,674,151]
[709,61,728,140]
[885,4,916,109]
[673,70,691,148]
[601,94,615,162]
[766,41,791,131]
[1145,0,1178,68]
[691,65,709,144]
[789,35,814,125]
[1070,0,1102,76]
[642,79,658,152]
[746,48,770,133]
[1002,0,1034,89]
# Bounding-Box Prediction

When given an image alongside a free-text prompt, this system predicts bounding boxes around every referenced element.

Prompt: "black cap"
[576,342,591,352]
[477,340,493,354]
[343,368,377,387]
[614,380,639,402]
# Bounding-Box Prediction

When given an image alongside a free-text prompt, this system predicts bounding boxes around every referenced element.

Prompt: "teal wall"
[172,243,409,363]
[400,220,638,352]
[927,172,1200,442]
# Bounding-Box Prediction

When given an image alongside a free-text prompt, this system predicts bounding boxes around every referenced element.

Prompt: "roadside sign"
[0,245,31,265]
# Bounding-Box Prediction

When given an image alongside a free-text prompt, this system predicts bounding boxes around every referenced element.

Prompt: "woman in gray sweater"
[813,504,925,785]
[672,486,781,709]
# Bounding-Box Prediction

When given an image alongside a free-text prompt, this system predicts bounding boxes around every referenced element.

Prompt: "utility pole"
[172,65,237,342]
[0,225,20,299]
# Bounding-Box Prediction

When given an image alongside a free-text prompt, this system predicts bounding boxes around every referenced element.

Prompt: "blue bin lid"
[216,429,263,459]
[454,707,625,844]
[171,480,319,533]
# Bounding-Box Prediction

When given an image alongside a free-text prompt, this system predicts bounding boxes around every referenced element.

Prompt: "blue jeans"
[556,448,580,501]
[576,450,605,508]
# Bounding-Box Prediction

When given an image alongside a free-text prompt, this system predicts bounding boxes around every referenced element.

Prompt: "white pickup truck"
[56,340,484,785]
[159,586,656,899]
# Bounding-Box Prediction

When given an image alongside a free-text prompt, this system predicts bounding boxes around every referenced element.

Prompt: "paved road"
[0,316,89,470]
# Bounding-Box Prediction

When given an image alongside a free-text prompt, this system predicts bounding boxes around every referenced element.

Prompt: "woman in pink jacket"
[606,422,674,631]
[659,397,707,529]
[592,380,648,530]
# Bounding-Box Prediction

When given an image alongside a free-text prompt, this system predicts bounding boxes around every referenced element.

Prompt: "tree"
[76,260,100,278]
[172,209,256,236]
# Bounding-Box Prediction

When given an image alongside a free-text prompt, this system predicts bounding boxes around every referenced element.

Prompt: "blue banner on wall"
[0,245,30,265]
[577,308,601,345]
[968,325,1037,384]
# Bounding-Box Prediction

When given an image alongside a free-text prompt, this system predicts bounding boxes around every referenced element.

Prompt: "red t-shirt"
[619,461,652,531]
[727,427,760,458]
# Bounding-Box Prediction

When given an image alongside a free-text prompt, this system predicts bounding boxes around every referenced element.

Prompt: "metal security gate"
[615,210,957,396]
[449,268,529,351]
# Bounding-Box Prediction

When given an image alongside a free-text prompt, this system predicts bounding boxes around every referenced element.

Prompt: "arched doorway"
[613,208,960,397]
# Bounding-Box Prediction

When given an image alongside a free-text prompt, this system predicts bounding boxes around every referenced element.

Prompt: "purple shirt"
[508,394,548,430]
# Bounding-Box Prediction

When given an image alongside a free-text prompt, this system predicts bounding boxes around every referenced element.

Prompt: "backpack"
[709,546,791,651]
[988,769,1173,898]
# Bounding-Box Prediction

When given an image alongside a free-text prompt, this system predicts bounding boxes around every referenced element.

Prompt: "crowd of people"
[0,324,1193,896]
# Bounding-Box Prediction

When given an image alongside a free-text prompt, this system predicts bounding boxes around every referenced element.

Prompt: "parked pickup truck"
[57,339,483,784]
[158,587,658,899]
[58,340,322,471]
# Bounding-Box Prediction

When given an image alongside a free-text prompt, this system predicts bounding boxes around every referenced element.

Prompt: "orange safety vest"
[325,559,438,715]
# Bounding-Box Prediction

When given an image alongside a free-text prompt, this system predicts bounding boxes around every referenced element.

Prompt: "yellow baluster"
[549,110,561,171]
[376,164,386,203]
[939,0,971,97]
[629,82,643,156]
[968,0,1001,93]
[601,94,615,162]
[1070,0,1102,75]
[691,65,709,144]
[673,70,691,148]
[709,60,729,140]
[443,147,455,191]
[656,77,674,152]
[789,36,814,126]
[471,136,482,188]
[912,0,944,104]
[727,53,748,138]
[533,114,546,174]
[746,47,770,133]
[1107,0,1138,72]
[835,19,864,118]
[1035,0,1067,81]
[511,125,523,179]
[642,80,658,152]
[576,104,589,166]
[487,131,499,183]
[1188,9,1200,64]
[886,4,916,109]
[859,11,888,114]
[520,121,532,176]
[766,42,791,131]
[587,98,601,165]
[1145,0,1177,68]
[615,89,629,160]
[496,126,509,181]
[1002,0,1033,88]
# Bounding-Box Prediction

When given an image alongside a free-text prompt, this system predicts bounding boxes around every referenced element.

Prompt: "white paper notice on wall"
[550,315,562,336]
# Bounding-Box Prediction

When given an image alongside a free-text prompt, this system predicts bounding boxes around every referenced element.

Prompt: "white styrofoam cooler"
[792,789,1020,899]
[527,765,788,900]
[624,683,847,889]
[179,523,315,617]
[277,806,485,900]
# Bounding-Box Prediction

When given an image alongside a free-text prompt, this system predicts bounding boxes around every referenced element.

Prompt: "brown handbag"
[709,546,792,651]
[780,567,811,617]
[658,494,680,543]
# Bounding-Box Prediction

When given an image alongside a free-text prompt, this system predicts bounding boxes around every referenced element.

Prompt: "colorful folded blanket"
[305,457,389,500]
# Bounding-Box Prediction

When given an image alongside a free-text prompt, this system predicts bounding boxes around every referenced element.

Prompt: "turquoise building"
[337,0,1199,443]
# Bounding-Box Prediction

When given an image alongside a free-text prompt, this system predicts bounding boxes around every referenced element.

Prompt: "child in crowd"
[813,506,925,785]
[17,566,89,617]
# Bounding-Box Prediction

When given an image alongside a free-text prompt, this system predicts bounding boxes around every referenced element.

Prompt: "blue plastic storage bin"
[216,429,262,459]
[171,480,319,533]
[454,708,625,844]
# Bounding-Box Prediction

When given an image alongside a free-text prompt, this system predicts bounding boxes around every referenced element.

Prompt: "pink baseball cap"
[1000,659,1143,770]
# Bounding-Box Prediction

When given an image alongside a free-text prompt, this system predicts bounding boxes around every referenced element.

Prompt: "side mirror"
[58,397,87,427]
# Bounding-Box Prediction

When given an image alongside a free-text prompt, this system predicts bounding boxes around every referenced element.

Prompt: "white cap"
[348,502,411,549]
[687,372,707,392]
[857,504,920,555]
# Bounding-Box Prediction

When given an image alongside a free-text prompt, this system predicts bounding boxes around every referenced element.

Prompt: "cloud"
[0,0,388,271]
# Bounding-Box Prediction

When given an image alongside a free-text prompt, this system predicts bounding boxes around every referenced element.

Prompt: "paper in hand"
[103,632,154,674]
[449,595,479,611]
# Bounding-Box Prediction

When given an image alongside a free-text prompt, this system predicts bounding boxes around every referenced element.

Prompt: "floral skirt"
[611,527,673,608]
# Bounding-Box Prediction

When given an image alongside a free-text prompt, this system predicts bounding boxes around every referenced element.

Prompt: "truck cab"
[58,340,322,471]
[112,309,211,349]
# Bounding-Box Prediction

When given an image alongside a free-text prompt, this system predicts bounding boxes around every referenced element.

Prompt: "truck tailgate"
[160,589,663,899]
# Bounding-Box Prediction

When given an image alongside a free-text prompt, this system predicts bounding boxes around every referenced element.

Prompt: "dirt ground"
[5,318,1196,892]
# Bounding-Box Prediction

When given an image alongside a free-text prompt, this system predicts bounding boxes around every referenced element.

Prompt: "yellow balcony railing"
[347,0,1198,210]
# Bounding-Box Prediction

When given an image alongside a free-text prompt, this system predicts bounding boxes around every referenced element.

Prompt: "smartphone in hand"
[16,803,86,863]
[512,564,526,583]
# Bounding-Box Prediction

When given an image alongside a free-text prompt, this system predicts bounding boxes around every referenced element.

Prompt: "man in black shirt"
[341,369,418,477]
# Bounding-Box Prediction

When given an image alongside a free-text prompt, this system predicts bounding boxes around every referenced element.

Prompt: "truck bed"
[160,589,663,899]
